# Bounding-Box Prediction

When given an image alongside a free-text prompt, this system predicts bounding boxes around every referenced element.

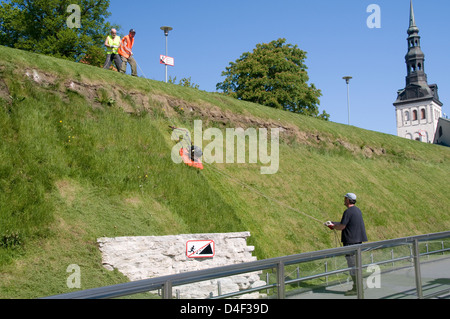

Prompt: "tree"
[80,45,107,68]
[216,38,328,120]
[0,0,119,63]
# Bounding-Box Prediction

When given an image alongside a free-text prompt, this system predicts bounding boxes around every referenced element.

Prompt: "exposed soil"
[19,68,386,158]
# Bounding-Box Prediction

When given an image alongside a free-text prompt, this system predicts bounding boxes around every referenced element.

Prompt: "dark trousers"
[344,242,361,276]
[103,53,121,71]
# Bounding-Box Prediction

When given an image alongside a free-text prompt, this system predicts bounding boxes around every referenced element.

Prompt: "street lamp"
[160,26,173,83]
[342,76,352,125]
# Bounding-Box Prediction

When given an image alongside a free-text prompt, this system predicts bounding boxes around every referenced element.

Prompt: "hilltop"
[0,45,449,298]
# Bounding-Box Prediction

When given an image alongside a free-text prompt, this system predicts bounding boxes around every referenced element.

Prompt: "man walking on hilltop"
[103,28,121,71]
[325,193,368,296]
[118,29,137,76]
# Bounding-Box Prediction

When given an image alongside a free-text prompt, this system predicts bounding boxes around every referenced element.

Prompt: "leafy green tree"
[0,0,119,63]
[217,38,328,119]
[80,45,107,68]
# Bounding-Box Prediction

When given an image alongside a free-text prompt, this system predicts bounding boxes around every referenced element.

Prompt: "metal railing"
[44,231,450,299]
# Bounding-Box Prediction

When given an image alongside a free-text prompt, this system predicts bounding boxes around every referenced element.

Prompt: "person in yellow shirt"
[103,28,121,71]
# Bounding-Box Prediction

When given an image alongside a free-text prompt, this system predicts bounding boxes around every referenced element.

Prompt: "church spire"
[405,0,427,86]
[394,0,442,106]
[408,0,419,35]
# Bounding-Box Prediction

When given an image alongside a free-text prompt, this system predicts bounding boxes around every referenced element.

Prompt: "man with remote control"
[324,193,368,296]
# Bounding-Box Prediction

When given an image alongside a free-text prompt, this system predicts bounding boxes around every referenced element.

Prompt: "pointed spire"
[395,0,442,110]
[408,0,419,34]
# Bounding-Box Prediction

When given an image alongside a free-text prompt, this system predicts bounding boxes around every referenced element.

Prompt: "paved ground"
[287,256,450,299]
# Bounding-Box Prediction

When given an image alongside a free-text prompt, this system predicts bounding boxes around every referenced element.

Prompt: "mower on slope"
[170,126,204,170]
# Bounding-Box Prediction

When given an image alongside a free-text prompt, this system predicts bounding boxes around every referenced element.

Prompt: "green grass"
[0,45,449,298]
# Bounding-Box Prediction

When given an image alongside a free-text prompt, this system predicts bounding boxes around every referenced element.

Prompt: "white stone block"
[97,232,261,298]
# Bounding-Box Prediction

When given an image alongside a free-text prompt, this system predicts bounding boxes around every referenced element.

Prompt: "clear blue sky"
[107,0,449,136]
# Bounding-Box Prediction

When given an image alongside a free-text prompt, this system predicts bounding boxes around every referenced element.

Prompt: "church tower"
[393,0,443,143]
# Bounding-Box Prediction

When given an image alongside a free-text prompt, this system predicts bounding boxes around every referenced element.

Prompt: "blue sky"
[107,0,449,136]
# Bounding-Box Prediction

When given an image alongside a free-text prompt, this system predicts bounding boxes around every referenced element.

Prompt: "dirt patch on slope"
[150,93,386,157]
[22,68,386,158]
[25,69,58,87]
[0,77,11,103]
[55,179,81,206]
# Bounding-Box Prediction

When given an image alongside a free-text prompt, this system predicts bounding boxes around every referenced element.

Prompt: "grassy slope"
[0,46,449,298]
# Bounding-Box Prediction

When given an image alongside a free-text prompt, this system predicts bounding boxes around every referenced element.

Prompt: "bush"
[0,231,22,249]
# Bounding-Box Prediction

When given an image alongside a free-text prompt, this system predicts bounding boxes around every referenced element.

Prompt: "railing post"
[277,261,285,299]
[355,246,364,299]
[413,239,423,299]
[162,280,173,299]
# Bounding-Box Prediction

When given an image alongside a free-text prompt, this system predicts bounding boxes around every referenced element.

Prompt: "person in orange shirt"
[118,29,137,76]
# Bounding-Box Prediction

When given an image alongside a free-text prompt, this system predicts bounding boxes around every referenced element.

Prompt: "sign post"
[160,26,173,83]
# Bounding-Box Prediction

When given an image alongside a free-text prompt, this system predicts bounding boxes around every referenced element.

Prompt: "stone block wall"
[97,232,266,299]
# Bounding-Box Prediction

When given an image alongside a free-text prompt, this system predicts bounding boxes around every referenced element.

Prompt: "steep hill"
[0,45,449,298]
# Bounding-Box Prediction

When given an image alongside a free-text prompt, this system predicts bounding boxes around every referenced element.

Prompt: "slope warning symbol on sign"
[186,240,215,258]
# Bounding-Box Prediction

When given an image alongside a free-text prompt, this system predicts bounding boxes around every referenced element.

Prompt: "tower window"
[413,110,418,121]
[404,111,410,121]
[421,109,426,120]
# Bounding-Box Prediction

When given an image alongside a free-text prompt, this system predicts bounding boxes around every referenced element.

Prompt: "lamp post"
[160,26,173,83]
[343,76,352,125]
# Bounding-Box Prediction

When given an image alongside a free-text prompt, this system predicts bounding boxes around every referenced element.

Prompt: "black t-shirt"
[339,206,368,244]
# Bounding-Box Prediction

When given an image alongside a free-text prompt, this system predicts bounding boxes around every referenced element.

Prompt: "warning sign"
[186,240,215,258]
[160,55,174,66]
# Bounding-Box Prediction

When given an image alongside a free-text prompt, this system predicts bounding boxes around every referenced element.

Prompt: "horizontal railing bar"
[363,255,413,268]
[360,231,450,251]
[423,287,450,299]
[209,283,277,300]
[285,267,353,285]
[420,248,450,256]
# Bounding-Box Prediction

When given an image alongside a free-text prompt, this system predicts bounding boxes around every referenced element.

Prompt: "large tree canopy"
[217,38,328,120]
[0,0,118,63]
